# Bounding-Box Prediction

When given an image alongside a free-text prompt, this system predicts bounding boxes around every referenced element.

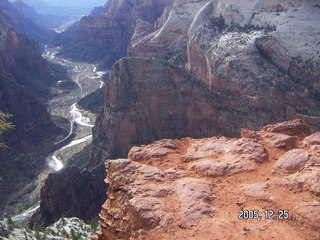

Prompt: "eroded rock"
[95,120,320,240]
[241,183,275,201]
[272,149,309,175]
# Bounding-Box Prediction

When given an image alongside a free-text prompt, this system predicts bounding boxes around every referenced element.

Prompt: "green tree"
[0,112,14,148]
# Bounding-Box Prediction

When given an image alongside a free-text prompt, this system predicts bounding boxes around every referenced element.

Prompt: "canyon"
[83,0,319,239]
[0,0,319,239]
[83,0,320,165]
[0,12,66,213]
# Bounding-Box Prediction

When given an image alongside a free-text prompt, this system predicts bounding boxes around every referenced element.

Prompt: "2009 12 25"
[238,210,289,220]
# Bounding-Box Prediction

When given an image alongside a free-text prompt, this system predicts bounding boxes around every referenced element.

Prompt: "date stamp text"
[238,210,289,220]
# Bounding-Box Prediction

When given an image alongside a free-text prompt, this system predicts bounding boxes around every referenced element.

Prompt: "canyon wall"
[93,119,320,239]
[187,0,320,108]
[0,15,59,97]
[91,0,320,165]
[0,0,56,44]
[0,16,63,215]
[29,166,107,228]
[61,0,173,67]
[91,57,248,164]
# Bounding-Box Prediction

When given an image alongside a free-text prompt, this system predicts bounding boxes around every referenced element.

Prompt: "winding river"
[44,46,106,172]
[12,47,106,221]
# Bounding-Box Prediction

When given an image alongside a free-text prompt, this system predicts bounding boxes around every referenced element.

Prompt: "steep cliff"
[187,0,320,107]
[59,0,173,68]
[91,0,320,165]
[93,119,320,240]
[91,55,319,165]
[0,70,64,215]
[128,0,207,66]
[0,0,56,44]
[91,57,245,165]
[0,16,58,97]
[29,166,106,228]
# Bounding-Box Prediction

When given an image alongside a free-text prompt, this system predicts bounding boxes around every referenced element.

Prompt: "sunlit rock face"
[91,0,319,165]
[91,57,252,165]
[93,119,320,240]
[128,0,208,65]
[187,0,320,103]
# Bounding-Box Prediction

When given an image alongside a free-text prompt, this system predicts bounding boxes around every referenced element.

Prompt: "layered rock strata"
[93,119,320,240]
[91,57,247,164]
[187,0,320,109]
[91,55,319,165]
[90,0,320,165]
[128,0,208,65]
[64,0,173,67]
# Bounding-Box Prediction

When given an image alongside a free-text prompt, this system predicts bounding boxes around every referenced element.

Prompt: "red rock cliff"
[91,0,320,165]
[76,0,173,67]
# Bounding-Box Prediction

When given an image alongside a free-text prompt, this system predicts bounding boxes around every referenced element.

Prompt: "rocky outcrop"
[0,0,56,44]
[93,119,320,240]
[29,165,107,228]
[1,217,95,240]
[128,0,207,66]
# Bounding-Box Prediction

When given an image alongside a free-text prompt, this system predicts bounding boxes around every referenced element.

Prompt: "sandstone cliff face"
[187,0,320,114]
[65,0,172,67]
[90,0,320,164]
[128,0,206,65]
[91,54,319,165]
[91,57,257,165]
[93,119,320,240]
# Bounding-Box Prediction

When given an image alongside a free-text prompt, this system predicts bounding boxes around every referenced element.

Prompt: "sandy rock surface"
[94,120,320,240]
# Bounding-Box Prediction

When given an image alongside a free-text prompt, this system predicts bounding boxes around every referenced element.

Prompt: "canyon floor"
[95,119,320,240]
